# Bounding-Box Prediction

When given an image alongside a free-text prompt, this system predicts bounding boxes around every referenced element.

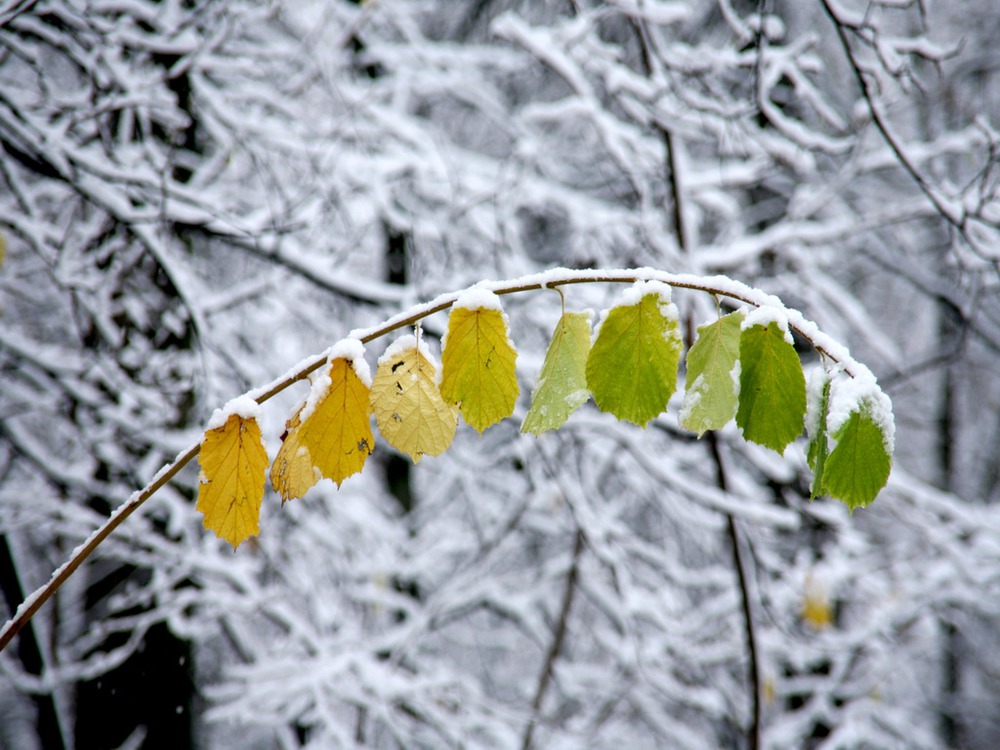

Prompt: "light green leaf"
[736,321,806,452]
[807,374,831,499]
[680,310,744,436]
[823,403,892,510]
[585,284,682,427]
[440,298,520,433]
[522,311,592,434]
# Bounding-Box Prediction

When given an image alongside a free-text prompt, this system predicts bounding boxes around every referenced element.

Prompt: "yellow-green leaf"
[371,336,458,463]
[440,291,519,433]
[197,406,268,548]
[522,311,592,434]
[736,315,806,452]
[823,402,892,510]
[680,310,744,436]
[585,281,682,426]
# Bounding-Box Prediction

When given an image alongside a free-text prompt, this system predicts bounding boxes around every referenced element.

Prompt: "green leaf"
[736,320,806,452]
[522,312,592,434]
[679,310,744,436]
[823,404,892,510]
[585,283,682,427]
[807,374,832,499]
[440,295,520,433]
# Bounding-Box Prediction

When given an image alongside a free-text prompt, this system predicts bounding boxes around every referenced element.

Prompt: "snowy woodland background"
[1,0,1000,748]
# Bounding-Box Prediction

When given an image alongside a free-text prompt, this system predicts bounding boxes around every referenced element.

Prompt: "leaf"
[801,577,833,630]
[585,283,682,426]
[371,337,458,463]
[270,353,374,502]
[807,374,832,499]
[197,412,268,548]
[522,311,592,434]
[270,407,319,503]
[823,402,892,510]
[679,310,743,436]
[440,295,519,433]
[736,320,806,452]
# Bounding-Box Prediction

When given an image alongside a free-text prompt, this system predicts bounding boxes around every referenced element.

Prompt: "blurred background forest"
[1,0,999,748]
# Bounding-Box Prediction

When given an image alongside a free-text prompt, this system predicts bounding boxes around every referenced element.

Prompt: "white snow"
[328,338,372,387]
[742,304,794,344]
[451,287,504,312]
[804,366,829,439]
[827,373,896,454]
[206,394,261,431]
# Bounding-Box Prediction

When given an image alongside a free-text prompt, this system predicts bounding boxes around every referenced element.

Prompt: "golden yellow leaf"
[370,335,457,463]
[440,293,519,433]
[271,344,373,500]
[299,354,374,487]
[270,408,318,503]
[197,408,268,548]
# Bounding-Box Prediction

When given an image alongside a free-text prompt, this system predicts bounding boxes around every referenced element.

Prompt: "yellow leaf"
[440,292,519,433]
[270,408,319,503]
[370,336,457,463]
[271,344,374,500]
[801,576,833,630]
[197,407,268,548]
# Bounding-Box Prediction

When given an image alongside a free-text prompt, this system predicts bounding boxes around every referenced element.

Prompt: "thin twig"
[710,432,761,750]
[817,0,967,234]
[521,528,584,750]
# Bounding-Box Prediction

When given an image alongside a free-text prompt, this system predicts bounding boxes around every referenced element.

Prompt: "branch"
[521,528,584,750]
[817,0,992,264]
[710,432,761,750]
[0,267,873,653]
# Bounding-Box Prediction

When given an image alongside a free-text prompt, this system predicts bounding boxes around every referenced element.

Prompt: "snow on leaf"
[585,283,682,427]
[807,371,832,499]
[522,311,592,434]
[680,310,743,436]
[736,320,806,452]
[823,402,892,511]
[197,412,268,548]
[440,294,519,433]
[371,339,457,463]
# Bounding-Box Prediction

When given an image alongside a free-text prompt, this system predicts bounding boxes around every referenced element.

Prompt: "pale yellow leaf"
[197,412,268,548]
[370,336,457,463]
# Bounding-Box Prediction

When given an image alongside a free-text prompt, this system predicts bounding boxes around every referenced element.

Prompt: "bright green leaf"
[440,295,520,433]
[823,404,892,510]
[522,311,592,434]
[736,320,806,452]
[585,283,682,427]
[679,310,744,436]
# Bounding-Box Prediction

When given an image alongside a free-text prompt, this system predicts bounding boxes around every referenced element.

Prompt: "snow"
[828,373,896,454]
[742,304,794,344]
[328,338,372,387]
[451,287,504,312]
[804,366,828,439]
[206,394,261,431]
[678,374,704,424]
[298,365,331,425]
